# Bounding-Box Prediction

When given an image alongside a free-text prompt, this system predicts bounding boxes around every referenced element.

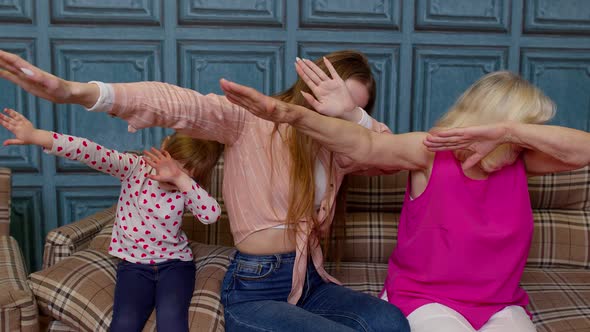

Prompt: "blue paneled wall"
[0,0,589,271]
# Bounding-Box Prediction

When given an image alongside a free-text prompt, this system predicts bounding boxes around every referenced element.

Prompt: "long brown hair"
[271,50,376,256]
[163,133,224,190]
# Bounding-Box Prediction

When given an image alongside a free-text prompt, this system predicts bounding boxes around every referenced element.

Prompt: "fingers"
[4,108,25,121]
[302,58,329,81]
[0,109,19,131]
[322,57,339,80]
[3,138,25,146]
[429,128,465,138]
[295,61,318,91]
[462,153,483,170]
[295,58,323,86]
[424,142,471,151]
[300,91,320,109]
[149,147,166,159]
[224,92,252,111]
[220,78,269,113]
[423,133,469,150]
[147,174,162,182]
[219,78,260,101]
[143,149,158,162]
[0,51,36,78]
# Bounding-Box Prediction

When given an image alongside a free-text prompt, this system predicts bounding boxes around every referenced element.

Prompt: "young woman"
[220,70,585,331]
[0,108,222,331]
[0,50,409,332]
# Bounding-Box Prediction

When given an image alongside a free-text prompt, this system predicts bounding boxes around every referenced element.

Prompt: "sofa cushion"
[29,243,233,332]
[528,210,590,268]
[325,262,590,332]
[528,166,590,210]
[346,172,407,213]
[87,224,112,253]
[333,212,398,264]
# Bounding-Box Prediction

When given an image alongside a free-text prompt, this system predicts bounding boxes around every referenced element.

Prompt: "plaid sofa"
[2,162,590,331]
[0,168,40,332]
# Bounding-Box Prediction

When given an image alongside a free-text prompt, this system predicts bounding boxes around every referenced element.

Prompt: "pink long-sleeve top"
[87,81,393,303]
[45,132,221,264]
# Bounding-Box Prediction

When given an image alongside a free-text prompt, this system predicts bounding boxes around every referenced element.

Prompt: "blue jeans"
[221,251,410,332]
[110,259,196,332]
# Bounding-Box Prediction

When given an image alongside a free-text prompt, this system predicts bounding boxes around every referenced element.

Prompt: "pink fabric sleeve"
[181,183,221,225]
[45,132,140,181]
[107,82,249,145]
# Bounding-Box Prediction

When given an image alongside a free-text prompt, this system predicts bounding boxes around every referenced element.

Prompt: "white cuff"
[86,81,114,113]
[356,107,373,130]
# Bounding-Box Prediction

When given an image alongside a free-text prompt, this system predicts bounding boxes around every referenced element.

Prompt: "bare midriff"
[236,228,297,255]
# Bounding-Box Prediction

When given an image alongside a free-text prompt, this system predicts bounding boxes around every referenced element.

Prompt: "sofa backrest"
[340,166,590,268]
[0,167,11,236]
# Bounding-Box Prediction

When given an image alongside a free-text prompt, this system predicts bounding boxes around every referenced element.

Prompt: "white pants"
[406,303,537,332]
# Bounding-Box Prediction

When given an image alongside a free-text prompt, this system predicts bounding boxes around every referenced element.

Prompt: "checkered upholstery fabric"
[42,206,116,269]
[340,166,590,331]
[0,236,39,332]
[29,243,234,332]
[343,167,590,267]
[33,162,590,331]
[325,262,590,332]
[0,168,10,237]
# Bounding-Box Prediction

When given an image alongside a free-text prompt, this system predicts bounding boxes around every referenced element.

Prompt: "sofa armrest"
[42,205,116,269]
[0,236,39,331]
[0,167,11,237]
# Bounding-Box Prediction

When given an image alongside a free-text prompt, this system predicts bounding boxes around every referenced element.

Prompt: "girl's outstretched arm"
[0,108,141,181]
[0,108,53,149]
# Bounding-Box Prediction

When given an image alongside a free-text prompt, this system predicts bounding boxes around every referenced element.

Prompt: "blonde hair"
[435,71,555,169]
[271,50,376,252]
[163,133,223,190]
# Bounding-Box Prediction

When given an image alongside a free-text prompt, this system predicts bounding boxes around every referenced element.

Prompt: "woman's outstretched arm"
[424,123,590,174]
[0,50,99,107]
[220,79,430,171]
[0,49,248,144]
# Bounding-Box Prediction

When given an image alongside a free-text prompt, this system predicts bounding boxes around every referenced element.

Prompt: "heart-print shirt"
[45,132,221,264]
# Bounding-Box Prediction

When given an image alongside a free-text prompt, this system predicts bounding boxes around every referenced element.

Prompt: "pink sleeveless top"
[384,151,532,329]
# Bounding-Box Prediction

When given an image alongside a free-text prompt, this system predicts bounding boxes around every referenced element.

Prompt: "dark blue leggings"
[110,259,196,332]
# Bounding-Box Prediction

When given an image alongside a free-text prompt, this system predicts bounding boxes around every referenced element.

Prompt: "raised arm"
[220,79,430,171]
[424,122,590,174]
[0,108,140,180]
[0,50,247,144]
[143,148,221,224]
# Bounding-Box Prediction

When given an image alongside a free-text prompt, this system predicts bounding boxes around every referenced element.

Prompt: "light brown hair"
[163,133,223,190]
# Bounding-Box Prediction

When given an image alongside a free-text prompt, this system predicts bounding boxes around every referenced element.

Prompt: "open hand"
[0,50,75,104]
[220,78,310,124]
[295,57,356,118]
[0,108,37,146]
[424,124,509,170]
[143,147,187,188]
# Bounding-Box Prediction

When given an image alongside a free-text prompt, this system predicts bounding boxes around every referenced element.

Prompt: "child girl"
[0,108,222,331]
[220,70,577,331]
